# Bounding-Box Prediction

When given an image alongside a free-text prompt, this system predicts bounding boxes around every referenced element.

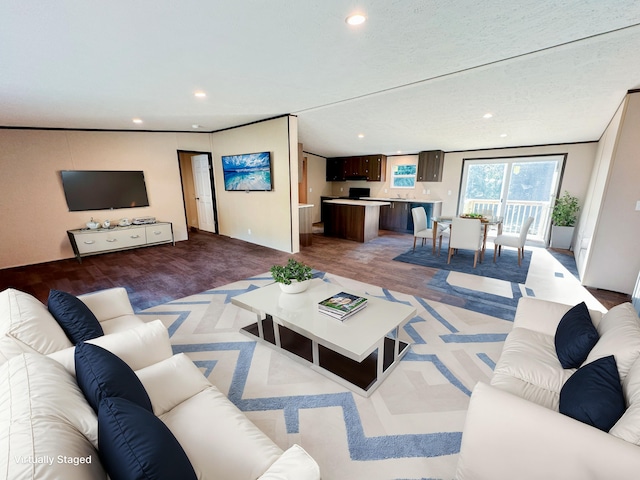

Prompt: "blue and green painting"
[222,152,272,191]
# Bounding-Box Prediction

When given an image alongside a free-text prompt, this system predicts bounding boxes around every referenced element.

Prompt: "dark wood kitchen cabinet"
[417,150,444,182]
[326,154,387,182]
[379,201,409,231]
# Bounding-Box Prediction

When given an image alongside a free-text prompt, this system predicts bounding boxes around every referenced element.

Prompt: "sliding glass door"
[459,155,565,242]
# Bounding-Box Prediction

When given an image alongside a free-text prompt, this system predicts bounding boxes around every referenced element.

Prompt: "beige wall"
[0,129,215,269]
[332,143,597,218]
[305,152,332,223]
[580,92,640,294]
[211,116,299,253]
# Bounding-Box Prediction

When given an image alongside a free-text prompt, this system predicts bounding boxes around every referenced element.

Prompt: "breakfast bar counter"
[322,199,390,243]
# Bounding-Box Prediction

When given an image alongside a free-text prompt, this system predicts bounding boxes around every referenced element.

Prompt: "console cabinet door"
[417,150,444,182]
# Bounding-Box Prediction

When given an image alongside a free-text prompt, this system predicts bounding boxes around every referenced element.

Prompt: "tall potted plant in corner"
[270,258,313,293]
[550,191,580,249]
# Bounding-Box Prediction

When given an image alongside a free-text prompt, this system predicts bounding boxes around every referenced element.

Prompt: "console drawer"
[145,224,173,244]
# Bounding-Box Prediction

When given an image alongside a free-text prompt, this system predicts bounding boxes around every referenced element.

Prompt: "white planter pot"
[551,225,575,250]
[278,280,310,294]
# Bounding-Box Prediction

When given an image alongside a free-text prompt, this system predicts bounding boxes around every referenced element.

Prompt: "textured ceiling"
[1,1,640,157]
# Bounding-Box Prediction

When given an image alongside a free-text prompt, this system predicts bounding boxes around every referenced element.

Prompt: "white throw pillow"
[0,288,72,361]
[0,354,104,479]
[584,303,640,381]
[610,355,640,444]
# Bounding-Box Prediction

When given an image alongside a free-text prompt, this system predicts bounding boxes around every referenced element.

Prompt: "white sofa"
[0,287,320,480]
[456,297,640,480]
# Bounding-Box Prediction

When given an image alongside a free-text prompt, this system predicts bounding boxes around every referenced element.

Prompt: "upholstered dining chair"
[411,207,449,254]
[493,216,535,266]
[447,217,484,268]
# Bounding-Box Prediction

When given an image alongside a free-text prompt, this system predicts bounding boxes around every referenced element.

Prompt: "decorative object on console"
[270,258,313,293]
[86,217,100,229]
[119,218,131,226]
[102,219,111,228]
[132,216,157,224]
[47,289,104,344]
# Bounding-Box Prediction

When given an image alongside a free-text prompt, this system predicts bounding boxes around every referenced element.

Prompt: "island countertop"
[360,197,443,203]
[323,199,390,207]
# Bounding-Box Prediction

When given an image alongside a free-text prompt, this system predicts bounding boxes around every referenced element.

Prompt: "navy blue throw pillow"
[48,289,104,344]
[98,397,197,480]
[555,302,599,369]
[75,342,152,413]
[559,355,625,432]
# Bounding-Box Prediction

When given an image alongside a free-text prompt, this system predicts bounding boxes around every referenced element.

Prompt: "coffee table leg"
[394,326,400,358]
[256,313,265,338]
[273,321,282,348]
[312,341,319,365]
[376,337,385,380]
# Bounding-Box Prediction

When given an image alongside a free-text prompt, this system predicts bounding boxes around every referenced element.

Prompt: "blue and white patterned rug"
[140,272,513,480]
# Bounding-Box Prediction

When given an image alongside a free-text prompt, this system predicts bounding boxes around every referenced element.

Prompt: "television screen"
[221,152,272,191]
[61,170,150,211]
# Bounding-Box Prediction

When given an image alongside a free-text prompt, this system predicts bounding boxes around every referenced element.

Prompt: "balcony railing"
[464,199,550,240]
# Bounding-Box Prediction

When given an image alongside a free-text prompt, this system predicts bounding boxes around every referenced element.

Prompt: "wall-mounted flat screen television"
[60,170,150,211]
[221,151,272,191]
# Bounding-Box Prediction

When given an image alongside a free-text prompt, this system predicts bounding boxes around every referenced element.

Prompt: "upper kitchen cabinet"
[417,150,444,182]
[326,157,345,181]
[326,154,387,181]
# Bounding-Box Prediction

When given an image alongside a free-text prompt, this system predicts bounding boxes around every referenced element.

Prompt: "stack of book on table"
[318,291,368,321]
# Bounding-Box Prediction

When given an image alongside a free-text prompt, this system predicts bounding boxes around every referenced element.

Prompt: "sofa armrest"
[78,287,135,322]
[136,353,212,416]
[513,297,602,337]
[456,382,640,480]
[258,444,321,480]
[47,319,172,375]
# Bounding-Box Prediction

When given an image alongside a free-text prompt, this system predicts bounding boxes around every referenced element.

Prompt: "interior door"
[191,154,217,233]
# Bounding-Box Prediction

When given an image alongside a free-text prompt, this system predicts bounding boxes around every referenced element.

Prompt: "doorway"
[459,154,566,242]
[178,151,218,235]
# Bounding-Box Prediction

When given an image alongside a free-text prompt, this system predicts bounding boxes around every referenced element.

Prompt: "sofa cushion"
[48,319,173,376]
[555,302,599,369]
[584,302,640,381]
[258,444,321,480]
[48,289,104,344]
[559,355,625,432]
[160,386,284,480]
[491,327,574,409]
[98,396,197,480]
[75,342,152,413]
[610,355,640,444]
[0,354,104,479]
[0,288,72,362]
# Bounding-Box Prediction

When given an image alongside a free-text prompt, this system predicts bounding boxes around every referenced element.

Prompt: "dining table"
[432,215,503,257]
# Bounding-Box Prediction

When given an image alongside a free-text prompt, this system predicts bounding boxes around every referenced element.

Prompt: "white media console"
[67,222,174,262]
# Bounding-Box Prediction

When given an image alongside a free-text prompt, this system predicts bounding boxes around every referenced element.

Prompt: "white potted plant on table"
[550,191,580,249]
[270,258,313,293]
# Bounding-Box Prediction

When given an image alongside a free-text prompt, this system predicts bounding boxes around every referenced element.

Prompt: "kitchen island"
[322,199,390,243]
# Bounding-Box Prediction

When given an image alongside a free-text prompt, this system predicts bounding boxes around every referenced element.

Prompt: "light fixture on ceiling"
[397,150,402,154]
[194,91,207,98]
[500,133,508,137]
[132,118,143,124]
[192,124,201,129]
[483,113,493,119]
[358,133,365,138]
[346,13,366,25]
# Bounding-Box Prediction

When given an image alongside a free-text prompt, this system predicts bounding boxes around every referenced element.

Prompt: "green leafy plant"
[270,258,313,285]
[552,191,580,227]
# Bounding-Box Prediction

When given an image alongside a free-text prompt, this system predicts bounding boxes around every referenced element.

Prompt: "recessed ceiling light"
[194,91,207,98]
[192,124,201,129]
[500,133,508,137]
[397,150,402,154]
[132,118,143,124]
[346,13,366,25]
[358,133,365,138]
[483,113,493,119]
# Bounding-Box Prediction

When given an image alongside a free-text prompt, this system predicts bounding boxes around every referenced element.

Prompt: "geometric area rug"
[139,271,513,480]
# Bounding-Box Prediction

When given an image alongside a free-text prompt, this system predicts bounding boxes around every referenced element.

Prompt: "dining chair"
[448,217,484,268]
[493,216,535,266]
[411,207,449,254]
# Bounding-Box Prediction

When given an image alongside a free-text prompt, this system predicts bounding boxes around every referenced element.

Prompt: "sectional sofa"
[456,297,640,479]
[0,287,320,479]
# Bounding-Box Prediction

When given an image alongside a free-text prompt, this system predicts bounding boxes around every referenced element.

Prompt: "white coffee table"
[231,278,416,396]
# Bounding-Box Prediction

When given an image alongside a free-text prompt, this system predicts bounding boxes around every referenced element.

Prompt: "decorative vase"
[278,280,310,294]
